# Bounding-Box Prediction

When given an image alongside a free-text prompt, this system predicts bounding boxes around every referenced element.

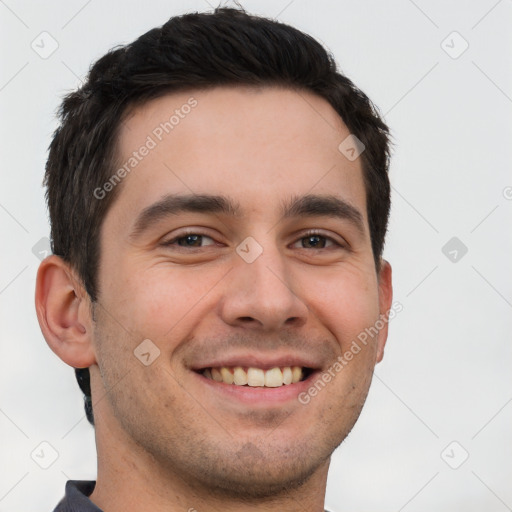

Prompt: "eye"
[291,231,345,250]
[161,230,345,251]
[163,232,216,248]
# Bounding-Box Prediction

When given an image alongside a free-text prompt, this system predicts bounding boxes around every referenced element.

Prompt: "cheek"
[301,264,380,349]
[106,264,221,340]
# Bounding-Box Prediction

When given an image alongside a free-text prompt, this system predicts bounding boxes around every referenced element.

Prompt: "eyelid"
[162,228,348,250]
[162,228,217,246]
[293,229,347,249]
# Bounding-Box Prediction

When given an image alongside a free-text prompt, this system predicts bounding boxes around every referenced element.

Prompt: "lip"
[189,352,322,372]
[192,367,321,406]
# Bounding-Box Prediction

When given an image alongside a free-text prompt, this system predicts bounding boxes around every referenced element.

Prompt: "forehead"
[111,85,367,227]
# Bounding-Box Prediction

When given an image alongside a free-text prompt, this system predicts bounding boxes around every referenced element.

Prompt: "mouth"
[196,365,315,388]
[189,353,323,405]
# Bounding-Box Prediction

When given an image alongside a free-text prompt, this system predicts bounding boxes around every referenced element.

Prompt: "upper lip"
[189,353,323,371]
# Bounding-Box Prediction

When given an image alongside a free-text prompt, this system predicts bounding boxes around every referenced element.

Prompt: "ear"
[375,259,393,363]
[35,255,96,368]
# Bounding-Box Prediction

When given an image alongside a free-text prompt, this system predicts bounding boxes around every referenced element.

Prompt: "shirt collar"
[53,480,102,512]
[53,479,332,512]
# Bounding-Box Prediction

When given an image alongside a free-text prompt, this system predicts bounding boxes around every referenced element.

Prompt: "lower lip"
[192,370,320,406]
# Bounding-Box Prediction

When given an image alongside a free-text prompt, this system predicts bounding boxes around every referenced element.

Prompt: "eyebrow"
[130,193,365,239]
[280,194,365,235]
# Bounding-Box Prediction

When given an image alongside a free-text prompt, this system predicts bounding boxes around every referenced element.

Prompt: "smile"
[201,366,314,387]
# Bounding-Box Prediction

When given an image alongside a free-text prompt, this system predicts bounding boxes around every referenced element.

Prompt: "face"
[90,86,391,499]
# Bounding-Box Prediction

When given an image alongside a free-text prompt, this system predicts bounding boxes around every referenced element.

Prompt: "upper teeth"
[203,366,304,387]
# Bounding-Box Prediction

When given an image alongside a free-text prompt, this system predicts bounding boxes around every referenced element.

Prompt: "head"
[36,6,392,500]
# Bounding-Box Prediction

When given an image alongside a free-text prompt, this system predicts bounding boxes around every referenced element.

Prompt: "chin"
[186,442,330,501]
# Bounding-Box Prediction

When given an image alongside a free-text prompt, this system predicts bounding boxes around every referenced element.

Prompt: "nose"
[217,239,309,331]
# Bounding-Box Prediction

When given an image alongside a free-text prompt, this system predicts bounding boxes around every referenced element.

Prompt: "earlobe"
[376,259,393,363]
[35,255,96,369]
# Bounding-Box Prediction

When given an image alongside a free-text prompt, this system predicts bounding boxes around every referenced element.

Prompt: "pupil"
[305,235,324,248]
[180,235,201,247]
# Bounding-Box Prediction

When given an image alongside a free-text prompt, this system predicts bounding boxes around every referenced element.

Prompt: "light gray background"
[1,1,511,510]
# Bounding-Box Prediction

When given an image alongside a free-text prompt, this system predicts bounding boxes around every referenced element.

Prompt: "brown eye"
[291,231,344,250]
[300,234,329,249]
[163,233,216,248]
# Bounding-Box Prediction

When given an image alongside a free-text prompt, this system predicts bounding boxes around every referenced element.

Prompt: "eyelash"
[162,229,346,250]
[294,230,346,250]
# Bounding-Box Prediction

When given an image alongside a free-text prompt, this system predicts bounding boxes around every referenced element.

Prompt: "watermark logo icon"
[236,236,263,263]
[441,441,469,469]
[442,236,468,263]
[31,441,59,469]
[31,31,59,59]
[134,339,161,366]
[338,134,365,161]
[32,237,52,261]
[441,31,469,59]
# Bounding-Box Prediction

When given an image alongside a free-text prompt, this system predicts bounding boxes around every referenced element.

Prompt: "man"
[35,6,393,512]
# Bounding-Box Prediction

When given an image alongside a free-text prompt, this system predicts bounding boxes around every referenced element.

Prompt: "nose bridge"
[219,233,308,330]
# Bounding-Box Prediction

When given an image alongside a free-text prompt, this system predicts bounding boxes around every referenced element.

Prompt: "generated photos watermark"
[298,300,403,405]
[93,96,198,200]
